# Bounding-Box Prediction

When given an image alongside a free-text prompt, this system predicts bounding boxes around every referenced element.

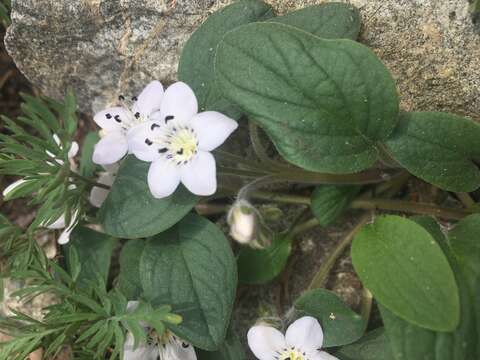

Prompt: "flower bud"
[228,200,257,245]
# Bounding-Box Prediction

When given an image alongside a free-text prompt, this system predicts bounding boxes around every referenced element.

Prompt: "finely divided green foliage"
[271,2,361,40]
[351,215,460,332]
[139,214,237,350]
[178,0,273,119]
[310,185,361,226]
[295,289,365,347]
[98,155,197,239]
[215,22,399,173]
[385,112,480,192]
[236,234,291,284]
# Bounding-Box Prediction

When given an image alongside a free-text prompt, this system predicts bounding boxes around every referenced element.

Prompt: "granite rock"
[4,0,480,117]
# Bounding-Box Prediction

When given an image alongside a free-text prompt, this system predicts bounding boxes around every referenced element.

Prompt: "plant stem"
[455,192,475,209]
[251,190,311,205]
[69,171,110,190]
[308,214,371,290]
[350,198,470,220]
[360,288,373,326]
[288,218,320,238]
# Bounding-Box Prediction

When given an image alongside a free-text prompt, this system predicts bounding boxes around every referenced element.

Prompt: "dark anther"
[151,123,161,130]
[145,139,153,146]
[114,115,121,123]
[173,127,177,132]
[134,112,140,119]
[177,148,184,155]
[105,113,112,119]
[165,115,175,123]
[118,95,125,101]
[132,96,138,101]
[167,154,173,159]
[158,148,168,153]
[182,342,189,348]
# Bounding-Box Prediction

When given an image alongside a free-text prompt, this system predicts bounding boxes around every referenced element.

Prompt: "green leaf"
[116,239,146,299]
[237,234,291,285]
[139,214,237,350]
[378,216,478,360]
[294,289,365,347]
[335,328,394,360]
[178,0,273,119]
[98,155,197,239]
[271,3,361,40]
[79,132,100,177]
[310,185,360,226]
[351,215,460,331]
[197,327,246,360]
[66,226,117,287]
[215,22,399,173]
[384,112,480,192]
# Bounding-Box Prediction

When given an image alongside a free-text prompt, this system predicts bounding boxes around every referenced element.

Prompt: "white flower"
[92,81,165,165]
[247,316,339,360]
[123,301,196,360]
[89,164,118,208]
[128,82,238,198]
[227,199,258,245]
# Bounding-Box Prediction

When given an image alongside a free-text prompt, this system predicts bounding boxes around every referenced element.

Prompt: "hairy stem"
[69,171,110,190]
[308,214,371,290]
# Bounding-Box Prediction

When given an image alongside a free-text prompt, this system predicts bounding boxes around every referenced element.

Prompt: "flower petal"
[159,82,198,124]
[164,337,197,360]
[148,158,181,199]
[89,172,114,208]
[132,80,164,117]
[180,151,216,196]
[190,111,238,151]
[94,107,131,131]
[127,122,162,162]
[285,316,324,352]
[93,132,128,165]
[123,332,159,360]
[247,325,286,360]
[58,227,74,245]
[3,178,28,198]
[46,214,66,229]
[311,351,340,360]
[68,141,79,159]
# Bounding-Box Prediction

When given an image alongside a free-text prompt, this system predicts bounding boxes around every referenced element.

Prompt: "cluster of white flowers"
[92,81,238,199]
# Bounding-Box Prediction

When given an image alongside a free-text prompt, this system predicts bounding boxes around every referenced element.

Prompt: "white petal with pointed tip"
[180,151,216,196]
[94,107,131,131]
[89,172,115,208]
[68,141,79,159]
[127,122,162,162]
[3,179,27,198]
[93,132,128,165]
[247,325,286,360]
[123,332,159,360]
[46,214,66,229]
[132,80,164,117]
[148,158,181,199]
[191,111,238,151]
[58,227,74,245]
[285,316,324,352]
[311,351,340,360]
[160,82,198,123]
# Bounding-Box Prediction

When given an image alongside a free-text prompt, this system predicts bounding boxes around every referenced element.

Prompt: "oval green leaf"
[139,214,237,350]
[295,289,365,347]
[334,328,394,360]
[385,112,480,192]
[116,239,146,300]
[237,235,291,285]
[215,22,399,173]
[351,215,460,331]
[178,0,274,119]
[271,3,361,40]
[98,155,197,239]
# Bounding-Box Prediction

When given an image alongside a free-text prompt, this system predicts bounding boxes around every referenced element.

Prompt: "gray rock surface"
[5,0,480,117]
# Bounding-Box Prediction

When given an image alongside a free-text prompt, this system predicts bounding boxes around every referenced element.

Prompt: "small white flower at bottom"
[128,82,238,198]
[247,316,339,360]
[123,329,196,360]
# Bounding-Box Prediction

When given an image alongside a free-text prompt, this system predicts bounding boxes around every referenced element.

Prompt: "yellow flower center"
[168,127,198,163]
[279,348,308,360]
